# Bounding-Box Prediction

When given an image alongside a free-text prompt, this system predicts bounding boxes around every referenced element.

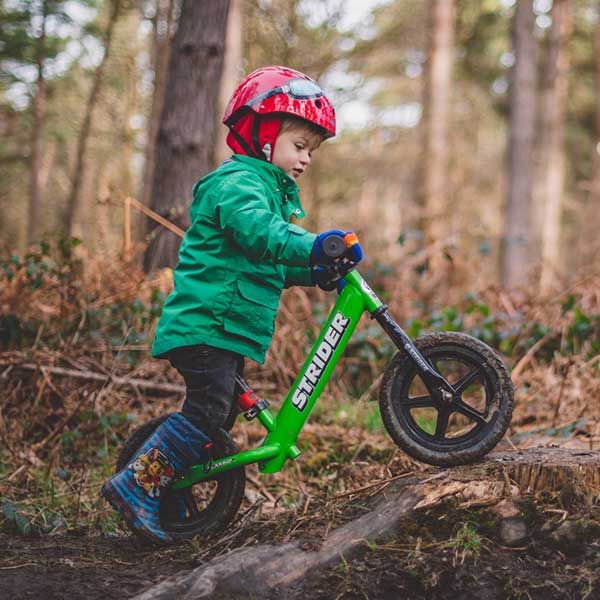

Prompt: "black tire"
[379,332,514,467]
[115,414,245,540]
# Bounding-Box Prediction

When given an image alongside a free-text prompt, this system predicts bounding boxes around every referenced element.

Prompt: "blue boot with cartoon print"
[101,413,210,542]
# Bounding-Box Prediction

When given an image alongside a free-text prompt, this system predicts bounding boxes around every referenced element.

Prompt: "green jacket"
[151,154,317,363]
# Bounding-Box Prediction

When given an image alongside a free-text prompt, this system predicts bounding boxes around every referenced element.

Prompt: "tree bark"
[143,0,230,272]
[421,0,455,266]
[581,0,600,264]
[539,0,571,294]
[27,1,48,246]
[502,0,538,289]
[139,0,176,216]
[64,0,122,237]
[591,3,600,222]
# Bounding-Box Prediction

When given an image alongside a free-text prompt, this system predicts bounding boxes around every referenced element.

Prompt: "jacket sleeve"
[212,173,316,267]
[284,266,315,288]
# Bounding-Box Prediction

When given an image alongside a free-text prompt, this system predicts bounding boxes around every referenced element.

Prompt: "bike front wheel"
[379,332,514,467]
[115,415,246,540]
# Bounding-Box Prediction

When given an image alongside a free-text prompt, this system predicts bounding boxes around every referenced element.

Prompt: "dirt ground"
[2,490,599,600]
[287,503,600,600]
[0,532,201,600]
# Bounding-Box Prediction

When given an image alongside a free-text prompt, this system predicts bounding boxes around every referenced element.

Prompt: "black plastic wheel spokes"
[453,399,487,425]
[399,370,489,440]
[399,394,436,409]
[453,367,481,395]
[434,405,451,440]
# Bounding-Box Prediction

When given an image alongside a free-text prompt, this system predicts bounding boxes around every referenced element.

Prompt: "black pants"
[167,345,245,438]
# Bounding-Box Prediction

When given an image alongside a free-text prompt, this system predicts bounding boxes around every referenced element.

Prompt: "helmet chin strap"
[251,115,269,161]
[225,112,280,161]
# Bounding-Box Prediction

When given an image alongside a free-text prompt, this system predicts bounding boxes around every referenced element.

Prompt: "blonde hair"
[279,115,328,149]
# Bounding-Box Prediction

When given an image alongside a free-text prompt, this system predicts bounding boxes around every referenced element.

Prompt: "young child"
[102,66,363,542]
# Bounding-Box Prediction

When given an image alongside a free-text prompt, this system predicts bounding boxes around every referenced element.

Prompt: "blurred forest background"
[0,0,599,555]
[1,0,599,289]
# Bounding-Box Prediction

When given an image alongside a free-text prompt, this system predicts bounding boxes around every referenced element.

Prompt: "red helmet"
[223,66,336,161]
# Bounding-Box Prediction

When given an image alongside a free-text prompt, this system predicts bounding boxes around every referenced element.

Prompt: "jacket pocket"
[222,279,281,342]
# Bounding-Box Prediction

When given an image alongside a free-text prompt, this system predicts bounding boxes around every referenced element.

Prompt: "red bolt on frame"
[238,389,259,411]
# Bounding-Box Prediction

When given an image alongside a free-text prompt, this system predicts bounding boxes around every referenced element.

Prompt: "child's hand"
[310,230,364,266]
[311,265,341,291]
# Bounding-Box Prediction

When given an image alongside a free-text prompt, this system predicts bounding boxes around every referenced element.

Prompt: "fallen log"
[9,363,185,395]
[133,448,600,599]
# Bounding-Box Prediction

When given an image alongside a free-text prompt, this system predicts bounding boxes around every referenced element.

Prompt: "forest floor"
[1,500,599,600]
[1,429,599,600]
[1,254,598,598]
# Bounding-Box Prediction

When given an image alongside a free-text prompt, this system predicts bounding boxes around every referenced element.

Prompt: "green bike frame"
[171,270,382,489]
[172,268,453,489]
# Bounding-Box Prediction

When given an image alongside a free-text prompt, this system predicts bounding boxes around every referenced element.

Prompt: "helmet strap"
[252,116,269,161]
[227,126,257,158]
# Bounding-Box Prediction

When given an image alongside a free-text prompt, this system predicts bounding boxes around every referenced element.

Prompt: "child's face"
[272,127,320,179]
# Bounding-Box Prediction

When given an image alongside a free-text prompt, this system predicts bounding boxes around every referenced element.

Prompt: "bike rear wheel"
[115,415,245,540]
[379,332,514,466]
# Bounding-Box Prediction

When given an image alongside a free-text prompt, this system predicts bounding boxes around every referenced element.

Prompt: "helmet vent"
[315,99,323,109]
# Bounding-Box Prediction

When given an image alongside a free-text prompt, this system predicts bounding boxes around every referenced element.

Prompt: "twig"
[329,471,415,500]
[31,392,85,452]
[0,563,38,570]
[511,333,553,384]
[246,473,276,503]
[504,434,519,451]
[551,358,574,426]
[14,363,184,395]
[120,194,185,238]
[357,372,384,404]
[0,365,13,379]
[499,292,517,317]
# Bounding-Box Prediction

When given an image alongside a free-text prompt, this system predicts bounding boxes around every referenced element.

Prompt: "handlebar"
[319,232,362,279]
[322,232,360,259]
[321,234,347,258]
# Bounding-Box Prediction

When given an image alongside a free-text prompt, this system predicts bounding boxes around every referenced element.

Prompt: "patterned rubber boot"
[101,413,210,542]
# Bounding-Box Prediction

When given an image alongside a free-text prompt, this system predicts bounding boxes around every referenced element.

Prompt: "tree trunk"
[421,0,455,268]
[143,0,230,272]
[215,0,243,166]
[591,3,600,230]
[539,0,570,294]
[64,0,122,237]
[502,0,538,289]
[27,2,47,246]
[578,0,600,264]
[139,0,176,215]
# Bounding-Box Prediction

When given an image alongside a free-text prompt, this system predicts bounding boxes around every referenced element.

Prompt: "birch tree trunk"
[64,0,122,237]
[143,0,230,272]
[539,0,571,294]
[591,3,600,212]
[215,0,243,166]
[27,1,47,245]
[421,0,455,268]
[502,0,538,288]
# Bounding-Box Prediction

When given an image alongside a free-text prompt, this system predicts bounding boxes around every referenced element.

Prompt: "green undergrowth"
[0,408,137,537]
[3,243,599,377]
[0,241,166,361]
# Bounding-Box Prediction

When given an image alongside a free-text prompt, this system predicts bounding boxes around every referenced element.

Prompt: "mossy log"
[133,448,600,600]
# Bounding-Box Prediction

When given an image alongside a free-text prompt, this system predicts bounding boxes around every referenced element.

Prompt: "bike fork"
[373,308,454,400]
